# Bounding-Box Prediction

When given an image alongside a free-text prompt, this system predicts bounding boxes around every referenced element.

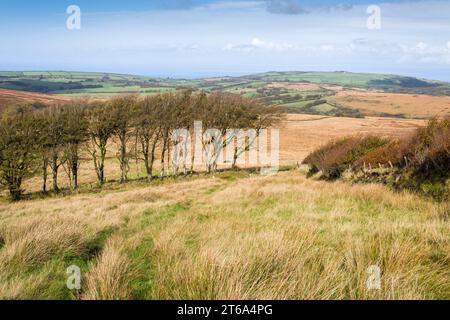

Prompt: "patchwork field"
[2,70,450,118]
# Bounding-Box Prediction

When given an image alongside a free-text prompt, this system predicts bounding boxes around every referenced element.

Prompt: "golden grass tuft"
[82,239,131,300]
[0,217,88,270]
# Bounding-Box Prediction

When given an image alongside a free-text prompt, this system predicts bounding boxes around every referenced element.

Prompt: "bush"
[412,118,450,177]
[303,135,388,179]
[304,118,449,200]
[353,138,412,170]
[353,118,450,177]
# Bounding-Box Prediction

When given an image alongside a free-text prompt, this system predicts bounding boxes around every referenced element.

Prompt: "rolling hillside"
[0,88,68,113]
[1,71,450,118]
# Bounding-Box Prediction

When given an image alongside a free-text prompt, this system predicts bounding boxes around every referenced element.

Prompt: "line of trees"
[0,91,282,200]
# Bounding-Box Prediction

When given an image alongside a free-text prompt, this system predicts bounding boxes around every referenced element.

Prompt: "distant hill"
[242,71,450,94]
[0,88,68,113]
[1,70,449,95]
[1,70,449,118]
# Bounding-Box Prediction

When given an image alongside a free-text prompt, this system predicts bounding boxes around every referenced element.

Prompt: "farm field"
[2,71,450,118]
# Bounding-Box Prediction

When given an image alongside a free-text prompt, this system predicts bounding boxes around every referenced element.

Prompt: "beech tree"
[61,100,88,190]
[40,105,67,192]
[135,95,163,180]
[87,100,118,185]
[110,94,138,183]
[0,107,40,200]
[0,90,281,200]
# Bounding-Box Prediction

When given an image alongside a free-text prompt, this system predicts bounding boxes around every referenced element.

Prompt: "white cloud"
[399,42,450,64]
[320,44,334,52]
[416,42,428,51]
[224,37,294,52]
[197,1,263,11]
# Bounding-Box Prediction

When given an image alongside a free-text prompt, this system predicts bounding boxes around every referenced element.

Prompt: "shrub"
[412,118,450,177]
[353,138,412,170]
[353,118,450,177]
[310,118,450,200]
[303,135,388,179]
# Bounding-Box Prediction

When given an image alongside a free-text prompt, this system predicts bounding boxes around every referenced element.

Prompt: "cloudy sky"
[1,0,449,80]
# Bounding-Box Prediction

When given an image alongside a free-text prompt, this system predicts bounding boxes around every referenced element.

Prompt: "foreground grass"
[0,170,448,300]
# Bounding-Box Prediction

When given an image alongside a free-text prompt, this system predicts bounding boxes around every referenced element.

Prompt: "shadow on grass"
[1,165,296,203]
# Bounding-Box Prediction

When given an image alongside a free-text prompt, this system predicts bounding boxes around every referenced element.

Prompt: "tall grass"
[0,170,448,300]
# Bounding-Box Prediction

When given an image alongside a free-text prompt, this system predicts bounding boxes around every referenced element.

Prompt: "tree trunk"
[149,141,157,180]
[42,156,48,193]
[9,186,22,202]
[119,133,128,183]
[232,145,239,170]
[52,152,59,192]
[9,177,23,201]
[166,143,171,176]
[71,147,79,191]
[160,139,167,178]
[190,148,195,175]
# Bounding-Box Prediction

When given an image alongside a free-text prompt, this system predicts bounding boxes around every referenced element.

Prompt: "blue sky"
[1,0,449,80]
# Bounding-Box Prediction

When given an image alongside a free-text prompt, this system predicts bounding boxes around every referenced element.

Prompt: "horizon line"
[0,69,448,83]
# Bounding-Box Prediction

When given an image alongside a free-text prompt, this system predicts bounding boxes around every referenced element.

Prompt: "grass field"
[279,114,425,164]
[331,90,450,118]
[0,169,448,299]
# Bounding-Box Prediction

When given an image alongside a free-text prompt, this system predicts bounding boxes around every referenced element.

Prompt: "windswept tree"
[231,100,283,169]
[87,100,118,185]
[40,105,67,192]
[195,92,222,173]
[0,89,283,200]
[35,107,50,193]
[170,90,195,175]
[110,94,138,183]
[0,107,40,200]
[193,92,281,173]
[157,92,183,177]
[134,95,162,181]
[189,91,208,174]
[61,100,89,190]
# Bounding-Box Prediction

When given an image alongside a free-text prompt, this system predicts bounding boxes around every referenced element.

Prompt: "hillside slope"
[0,88,68,112]
[0,170,448,299]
